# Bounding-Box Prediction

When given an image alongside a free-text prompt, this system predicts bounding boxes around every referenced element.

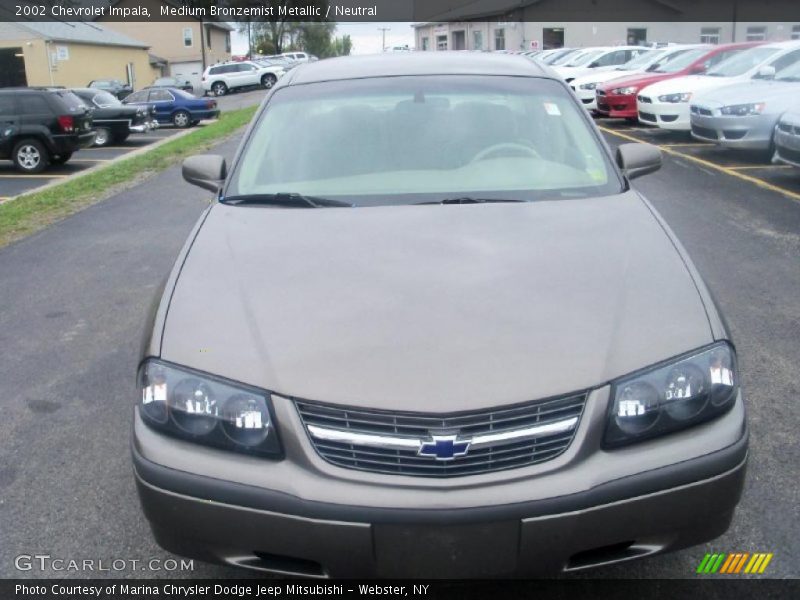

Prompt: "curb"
[0,125,201,205]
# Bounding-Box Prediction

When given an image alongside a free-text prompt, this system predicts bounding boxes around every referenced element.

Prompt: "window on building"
[700,27,721,44]
[473,30,483,50]
[421,37,429,51]
[746,26,767,42]
[792,25,800,40]
[627,28,647,45]
[494,28,505,51]
[183,27,193,47]
[452,30,466,50]
[206,27,212,49]
[436,35,448,51]
[226,33,231,53]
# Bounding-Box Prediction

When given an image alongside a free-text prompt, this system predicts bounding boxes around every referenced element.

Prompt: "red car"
[595,42,761,120]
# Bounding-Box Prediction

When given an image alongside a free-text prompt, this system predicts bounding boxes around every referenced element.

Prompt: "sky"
[231,22,416,55]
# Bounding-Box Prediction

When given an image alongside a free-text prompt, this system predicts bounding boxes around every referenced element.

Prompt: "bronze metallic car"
[134,53,747,578]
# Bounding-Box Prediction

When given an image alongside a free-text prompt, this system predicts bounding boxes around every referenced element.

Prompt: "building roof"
[286,52,548,85]
[0,21,149,48]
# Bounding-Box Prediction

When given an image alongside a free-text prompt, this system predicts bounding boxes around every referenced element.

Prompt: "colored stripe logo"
[696,552,773,574]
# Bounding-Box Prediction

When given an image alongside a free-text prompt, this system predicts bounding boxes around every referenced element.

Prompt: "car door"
[0,94,20,157]
[147,89,175,121]
[237,63,259,87]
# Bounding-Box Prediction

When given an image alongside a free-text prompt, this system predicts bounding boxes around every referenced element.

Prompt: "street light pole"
[378,27,390,51]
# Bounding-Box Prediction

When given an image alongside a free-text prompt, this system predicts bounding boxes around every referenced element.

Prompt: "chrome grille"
[296,392,586,477]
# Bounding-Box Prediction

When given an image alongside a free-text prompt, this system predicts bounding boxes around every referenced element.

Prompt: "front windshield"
[654,48,709,73]
[546,49,577,65]
[565,50,604,67]
[776,60,800,82]
[92,91,120,107]
[706,47,780,77]
[617,49,657,70]
[227,76,621,205]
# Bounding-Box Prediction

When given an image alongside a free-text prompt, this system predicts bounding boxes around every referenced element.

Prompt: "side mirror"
[183,154,227,192]
[756,65,776,80]
[616,143,661,180]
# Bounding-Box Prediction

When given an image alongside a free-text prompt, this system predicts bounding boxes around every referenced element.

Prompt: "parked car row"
[0,83,220,172]
[547,41,800,167]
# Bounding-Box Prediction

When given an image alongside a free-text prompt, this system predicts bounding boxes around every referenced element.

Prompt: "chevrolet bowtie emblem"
[418,435,470,461]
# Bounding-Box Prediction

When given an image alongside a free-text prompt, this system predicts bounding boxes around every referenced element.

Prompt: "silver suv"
[201,60,284,96]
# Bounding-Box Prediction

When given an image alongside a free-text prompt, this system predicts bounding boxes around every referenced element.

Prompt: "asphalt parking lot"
[0,88,267,201]
[0,110,798,580]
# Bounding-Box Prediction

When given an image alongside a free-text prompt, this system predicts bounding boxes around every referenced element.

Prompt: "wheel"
[93,127,111,147]
[112,131,130,144]
[261,73,277,89]
[51,152,73,165]
[211,81,227,96]
[172,110,191,128]
[12,139,49,173]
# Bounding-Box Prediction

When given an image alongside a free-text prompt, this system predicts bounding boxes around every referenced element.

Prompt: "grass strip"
[0,105,256,249]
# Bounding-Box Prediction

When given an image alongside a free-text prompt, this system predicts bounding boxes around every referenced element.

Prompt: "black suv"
[0,88,95,173]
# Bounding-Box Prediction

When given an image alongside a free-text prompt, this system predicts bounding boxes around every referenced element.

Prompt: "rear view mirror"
[183,154,227,192]
[616,143,661,180]
[756,65,776,80]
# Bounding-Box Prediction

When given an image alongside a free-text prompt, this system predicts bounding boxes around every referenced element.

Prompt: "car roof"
[285,52,549,85]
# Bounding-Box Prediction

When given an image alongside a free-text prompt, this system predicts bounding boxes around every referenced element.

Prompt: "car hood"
[692,80,799,109]
[161,191,713,412]
[641,74,742,97]
[571,69,644,87]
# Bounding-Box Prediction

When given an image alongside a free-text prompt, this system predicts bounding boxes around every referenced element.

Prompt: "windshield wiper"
[221,193,353,208]
[415,197,528,205]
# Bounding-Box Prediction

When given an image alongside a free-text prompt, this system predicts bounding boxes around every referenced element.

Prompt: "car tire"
[12,139,49,174]
[211,82,227,96]
[93,127,112,147]
[50,152,73,165]
[172,110,191,128]
[261,73,277,89]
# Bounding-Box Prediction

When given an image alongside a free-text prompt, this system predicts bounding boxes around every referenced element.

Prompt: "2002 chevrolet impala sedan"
[134,53,747,578]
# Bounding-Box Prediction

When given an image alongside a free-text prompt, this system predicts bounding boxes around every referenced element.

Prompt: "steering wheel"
[470,142,541,163]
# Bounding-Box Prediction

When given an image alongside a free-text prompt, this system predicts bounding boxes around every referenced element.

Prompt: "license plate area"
[373,520,519,578]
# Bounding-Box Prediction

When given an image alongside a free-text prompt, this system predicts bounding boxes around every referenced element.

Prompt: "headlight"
[138,359,282,457]
[604,343,737,447]
[579,82,598,90]
[657,92,692,103]
[611,86,638,95]
[719,102,766,116]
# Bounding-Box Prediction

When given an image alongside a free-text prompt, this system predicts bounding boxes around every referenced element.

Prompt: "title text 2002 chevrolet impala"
[134,54,747,578]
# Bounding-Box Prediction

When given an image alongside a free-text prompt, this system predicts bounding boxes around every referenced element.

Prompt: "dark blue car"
[122,87,219,128]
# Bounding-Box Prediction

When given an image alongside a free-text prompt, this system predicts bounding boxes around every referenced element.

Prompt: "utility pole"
[378,27,391,51]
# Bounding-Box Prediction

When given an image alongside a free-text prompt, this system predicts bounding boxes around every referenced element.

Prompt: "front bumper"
[637,96,690,130]
[133,388,748,578]
[570,85,597,110]
[690,112,773,150]
[773,123,800,168]
[595,92,637,119]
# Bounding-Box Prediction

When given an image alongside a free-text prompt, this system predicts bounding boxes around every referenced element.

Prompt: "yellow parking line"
[0,173,68,179]
[599,126,800,202]
[661,143,713,148]
[727,164,793,170]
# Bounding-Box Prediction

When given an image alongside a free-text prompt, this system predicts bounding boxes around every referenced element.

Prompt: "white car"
[201,61,285,97]
[636,41,800,131]
[281,52,318,63]
[553,46,649,83]
[569,45,700,110]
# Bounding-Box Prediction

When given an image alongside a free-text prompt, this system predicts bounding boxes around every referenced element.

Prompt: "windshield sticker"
[544,102,562,116]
